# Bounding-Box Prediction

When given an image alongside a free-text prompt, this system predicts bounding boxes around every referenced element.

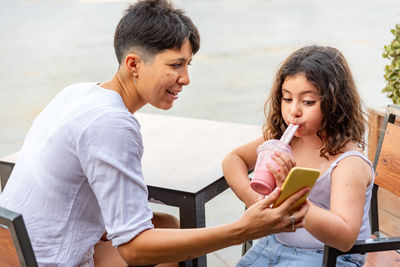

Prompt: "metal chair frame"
[0,160,14,192]
[0,206,38,267]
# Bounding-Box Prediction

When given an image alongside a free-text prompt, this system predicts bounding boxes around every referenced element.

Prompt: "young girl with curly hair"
[224,45,374,267]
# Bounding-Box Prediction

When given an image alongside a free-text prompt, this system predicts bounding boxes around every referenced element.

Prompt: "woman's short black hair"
[114,0,200,64]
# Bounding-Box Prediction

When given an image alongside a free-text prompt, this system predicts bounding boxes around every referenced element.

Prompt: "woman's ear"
[125,53,141,76]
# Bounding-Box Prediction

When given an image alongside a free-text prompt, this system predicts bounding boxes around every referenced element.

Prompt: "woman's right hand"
[236,186,310,241]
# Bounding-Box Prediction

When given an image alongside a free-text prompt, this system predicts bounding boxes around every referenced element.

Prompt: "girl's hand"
[266,150,296,187]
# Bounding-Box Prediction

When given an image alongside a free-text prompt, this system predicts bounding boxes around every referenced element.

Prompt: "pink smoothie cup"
[250,139,293,195]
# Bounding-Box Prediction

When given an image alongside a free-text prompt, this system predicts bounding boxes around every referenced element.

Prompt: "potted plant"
[368,23,400,161]
[382,23,400,104]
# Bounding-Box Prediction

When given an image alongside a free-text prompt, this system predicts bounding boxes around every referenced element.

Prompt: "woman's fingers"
[241,189,310,239]
[259,187,281,207]
[281,219,305,233]
[278,200,310,233]
[278,187,310,212]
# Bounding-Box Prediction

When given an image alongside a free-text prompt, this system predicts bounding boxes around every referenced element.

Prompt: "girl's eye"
[282,97,292,102]
[303,100,316,105]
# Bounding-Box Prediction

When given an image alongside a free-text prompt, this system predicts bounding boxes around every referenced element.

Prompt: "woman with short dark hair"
[0,1,309,266]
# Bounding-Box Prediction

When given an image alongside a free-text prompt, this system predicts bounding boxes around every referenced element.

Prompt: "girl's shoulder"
[341,141,363,153]
[335,142,369,169]
[332,143,373,185]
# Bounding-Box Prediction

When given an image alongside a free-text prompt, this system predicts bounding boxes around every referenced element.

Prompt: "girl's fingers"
[267,151,297,187]
[266,163,285,186]
[271,154,288,175]
[274,151,295,171]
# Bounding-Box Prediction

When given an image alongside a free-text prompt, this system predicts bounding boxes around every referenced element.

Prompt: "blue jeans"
[237,235,365,267]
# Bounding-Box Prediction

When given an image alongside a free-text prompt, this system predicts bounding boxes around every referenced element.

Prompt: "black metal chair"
[0,159,14,192]
[0,206,38,267]
[322,104,400,266]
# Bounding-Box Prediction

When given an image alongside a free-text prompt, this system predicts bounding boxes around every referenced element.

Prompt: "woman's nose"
[178,67,190,86]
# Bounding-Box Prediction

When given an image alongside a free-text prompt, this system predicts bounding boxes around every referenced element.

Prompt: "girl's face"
[281,72,323,138]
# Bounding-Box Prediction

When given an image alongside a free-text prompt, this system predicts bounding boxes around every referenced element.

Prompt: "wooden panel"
[364,250,400,267]
[374,123,400,197]
[378,208,400,236]
[0,226,20,267]
[378,187,400,237]
[378,187,400,217]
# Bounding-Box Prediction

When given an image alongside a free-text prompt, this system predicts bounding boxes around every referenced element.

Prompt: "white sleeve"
[76,111,154,247]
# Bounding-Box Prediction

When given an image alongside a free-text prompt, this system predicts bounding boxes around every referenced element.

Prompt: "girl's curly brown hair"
[263,45,367,158]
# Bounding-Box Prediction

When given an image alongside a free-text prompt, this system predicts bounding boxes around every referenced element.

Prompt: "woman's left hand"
[266,150,296,187]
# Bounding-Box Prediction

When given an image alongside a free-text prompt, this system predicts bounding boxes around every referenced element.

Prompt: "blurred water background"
[1,0,400,156]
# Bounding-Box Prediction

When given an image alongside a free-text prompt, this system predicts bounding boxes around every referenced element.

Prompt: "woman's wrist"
[227,220,247,246]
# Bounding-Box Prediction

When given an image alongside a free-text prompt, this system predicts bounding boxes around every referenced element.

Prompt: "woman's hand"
[266,150,296,187]
[237,186,310,241]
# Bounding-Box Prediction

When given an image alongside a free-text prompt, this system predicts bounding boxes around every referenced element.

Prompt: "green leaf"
[383,23,400,104]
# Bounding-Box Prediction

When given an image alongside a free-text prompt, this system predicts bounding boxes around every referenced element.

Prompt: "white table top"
[0,152,18,163]
[136,113,261,193]
[1,113,262,194]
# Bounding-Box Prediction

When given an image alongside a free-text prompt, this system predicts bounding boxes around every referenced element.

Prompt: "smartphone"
[273,167,320,211]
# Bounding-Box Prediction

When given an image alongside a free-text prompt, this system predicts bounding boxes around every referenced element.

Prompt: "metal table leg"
[178,194,206,267]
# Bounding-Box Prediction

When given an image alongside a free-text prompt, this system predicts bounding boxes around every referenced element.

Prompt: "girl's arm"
[304,156,372,252]
[222,137,265,207]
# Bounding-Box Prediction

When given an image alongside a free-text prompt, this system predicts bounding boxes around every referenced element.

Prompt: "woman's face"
[136,39,193,110]
[280,72,324,138]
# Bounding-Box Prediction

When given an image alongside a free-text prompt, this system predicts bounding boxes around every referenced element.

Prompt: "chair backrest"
[0,161,14,192]
[0,152,18,192]
[370,104,400,235]
[0,206,38,267]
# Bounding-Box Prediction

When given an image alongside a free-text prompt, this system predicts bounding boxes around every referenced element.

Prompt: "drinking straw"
[280,124,299,144]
